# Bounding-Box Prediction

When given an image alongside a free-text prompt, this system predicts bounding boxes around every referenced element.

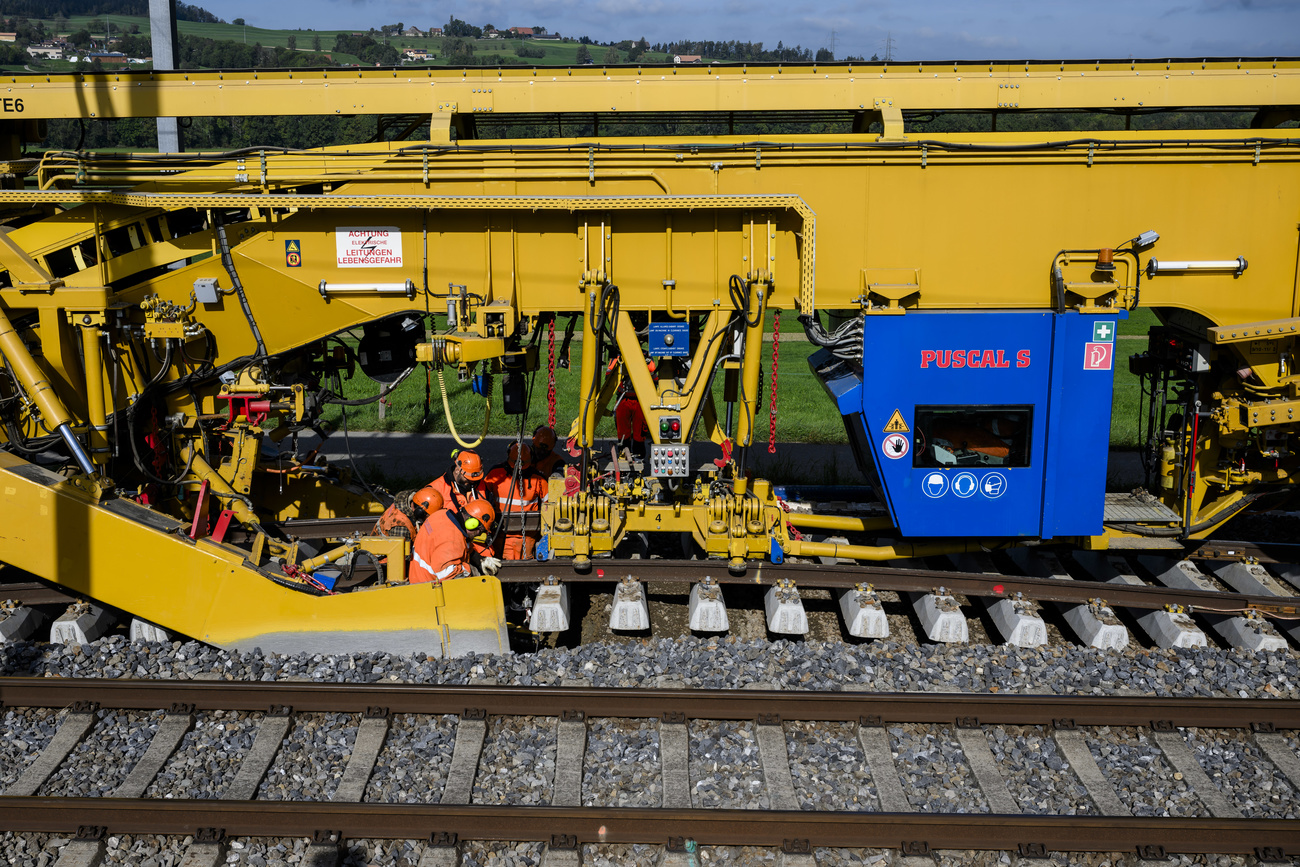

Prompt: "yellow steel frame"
[8,59,1300,120]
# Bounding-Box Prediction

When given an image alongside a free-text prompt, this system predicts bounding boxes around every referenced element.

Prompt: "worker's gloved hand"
[480,556,502,575]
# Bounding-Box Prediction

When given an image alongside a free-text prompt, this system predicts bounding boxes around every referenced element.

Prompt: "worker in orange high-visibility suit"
[372,484,442,541]
[532,425,566,478]
[430,449,494,516]
[410,497,500,583]
[373,488,420,541]
[485,442,548,560]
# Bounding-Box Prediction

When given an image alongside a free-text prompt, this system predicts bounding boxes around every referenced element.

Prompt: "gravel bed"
[0,832,67,867]
[985,725,1095,815]
[340,839,422,867]
[689,719,767,808]
[37,709,164,797]
[582,717,661,807]
[472,716,557,805]
[1,637,1296,701]
[693,846,778,864]
[890,724,988,813]
[145,710,260,799]
[785,720,877,810]
[101,834,181,866]
[581,844,661,867]
[813,851,891,867]
[363,713,456,803]
[1181,726,1299,818]
[0,707,63,793]
[1085,726,1203,817]
[225,837,309,866]
[256,712,358,801]
[462,840,543,866]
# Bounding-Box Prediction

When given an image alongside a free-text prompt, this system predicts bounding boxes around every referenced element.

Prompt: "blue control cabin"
[811,311,1125,539]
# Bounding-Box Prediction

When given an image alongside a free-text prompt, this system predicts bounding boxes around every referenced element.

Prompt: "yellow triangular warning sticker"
[286,240,300,252]
[883,409,909,433]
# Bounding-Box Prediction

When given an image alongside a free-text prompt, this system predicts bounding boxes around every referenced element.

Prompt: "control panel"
[658,414,682,442]
[649,444,690,477]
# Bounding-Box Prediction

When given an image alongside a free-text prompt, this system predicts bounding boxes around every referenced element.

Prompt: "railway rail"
[4,543,1299,653]
[1,678,1298,865]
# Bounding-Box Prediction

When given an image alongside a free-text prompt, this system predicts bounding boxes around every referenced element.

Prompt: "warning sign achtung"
[335,227,403,268]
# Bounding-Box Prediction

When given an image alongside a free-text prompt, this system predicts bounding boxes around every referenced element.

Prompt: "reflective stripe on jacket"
[409,509,471,583]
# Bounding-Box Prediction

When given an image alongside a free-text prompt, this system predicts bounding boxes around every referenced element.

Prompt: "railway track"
[1,678,1298,866]
[4,543,1300,655]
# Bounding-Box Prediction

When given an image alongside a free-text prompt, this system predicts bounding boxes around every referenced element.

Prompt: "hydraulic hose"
[213,212,268,360]
[436,367,491,448]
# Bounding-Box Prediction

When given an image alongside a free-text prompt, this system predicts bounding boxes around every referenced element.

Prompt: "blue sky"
[211,0,1299,60]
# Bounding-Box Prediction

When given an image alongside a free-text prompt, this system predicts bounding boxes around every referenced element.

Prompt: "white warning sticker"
[335,227,403,268]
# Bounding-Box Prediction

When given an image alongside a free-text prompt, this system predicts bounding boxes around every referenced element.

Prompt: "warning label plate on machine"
[883,409,910,433]
[335,227,403,268]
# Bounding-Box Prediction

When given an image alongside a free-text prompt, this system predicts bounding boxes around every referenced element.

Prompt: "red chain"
[546,319,557,428]
[768,310,780,454]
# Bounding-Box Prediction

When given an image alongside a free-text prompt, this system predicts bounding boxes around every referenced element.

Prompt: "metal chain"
[546,318,557,428]
[768,310,780,454]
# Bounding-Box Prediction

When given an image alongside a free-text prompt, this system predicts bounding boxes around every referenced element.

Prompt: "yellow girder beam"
[0,191,820,311]
[5,59,1300,120]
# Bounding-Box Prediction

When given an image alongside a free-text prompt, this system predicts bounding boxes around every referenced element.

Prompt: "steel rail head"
[0,677,1294,730]
[0,798,1296,854]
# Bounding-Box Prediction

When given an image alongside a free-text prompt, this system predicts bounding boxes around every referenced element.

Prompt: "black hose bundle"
[798,310,863,362]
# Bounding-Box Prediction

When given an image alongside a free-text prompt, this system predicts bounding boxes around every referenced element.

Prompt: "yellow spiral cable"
[436,366,491,448]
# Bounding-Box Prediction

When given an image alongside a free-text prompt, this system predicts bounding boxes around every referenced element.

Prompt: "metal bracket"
[462,707,487,721]
[429,832,459,848]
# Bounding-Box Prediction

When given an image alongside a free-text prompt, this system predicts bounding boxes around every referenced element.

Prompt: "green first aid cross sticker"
[1093,321,1114,342]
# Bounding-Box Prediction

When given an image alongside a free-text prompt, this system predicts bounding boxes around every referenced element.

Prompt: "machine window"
[913,405,1033,468]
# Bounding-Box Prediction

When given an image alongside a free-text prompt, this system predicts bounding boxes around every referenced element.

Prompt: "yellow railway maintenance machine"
[0,60,1296,654]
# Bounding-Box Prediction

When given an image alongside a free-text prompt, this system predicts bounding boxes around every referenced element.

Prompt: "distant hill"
[1,0,221,22]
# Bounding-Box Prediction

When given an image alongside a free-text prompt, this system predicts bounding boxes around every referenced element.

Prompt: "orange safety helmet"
[532,425,557,453]
[411,485,445,515]
[456,450,485,481]
[462,498,496,533]
[508,441,532,468]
